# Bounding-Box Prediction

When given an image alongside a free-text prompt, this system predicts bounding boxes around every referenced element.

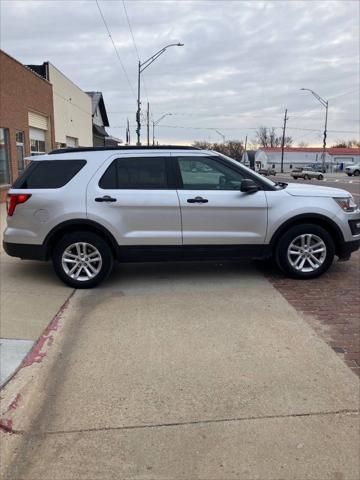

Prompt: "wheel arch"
[269,214,344,254]
[43,219,119,260]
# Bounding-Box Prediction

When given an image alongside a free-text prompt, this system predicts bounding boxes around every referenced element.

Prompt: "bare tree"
[192,140,244,161]
[332,139,360,148]
[298,141,309,148]
[254,126,293,148]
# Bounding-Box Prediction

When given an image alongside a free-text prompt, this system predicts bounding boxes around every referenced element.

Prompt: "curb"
[0,289,75,433]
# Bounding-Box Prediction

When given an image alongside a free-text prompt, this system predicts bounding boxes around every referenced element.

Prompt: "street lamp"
[211,129,226,144]
[300,88,329,172]
[136,43,184,145]
[152,113,172,145]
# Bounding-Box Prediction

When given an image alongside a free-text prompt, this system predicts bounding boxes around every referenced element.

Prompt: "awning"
[93,124,108,137]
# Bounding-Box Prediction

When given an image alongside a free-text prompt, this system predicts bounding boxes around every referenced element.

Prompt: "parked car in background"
[258,167,276,176]
[345,164,360,176]
[291,167,324,180]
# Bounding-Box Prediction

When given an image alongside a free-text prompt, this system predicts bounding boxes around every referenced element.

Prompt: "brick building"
[0,50,55,201]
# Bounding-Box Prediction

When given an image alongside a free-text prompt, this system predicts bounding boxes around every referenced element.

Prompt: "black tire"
[347,173,353,176]
[293,176,298,180]
[304,174,310,180]
[275,224,335,279]
[52,231,114,288]
[318,174,324,180]
[354,170,360,176]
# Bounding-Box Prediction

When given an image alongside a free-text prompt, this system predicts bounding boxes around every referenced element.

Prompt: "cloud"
[1,0,359,145]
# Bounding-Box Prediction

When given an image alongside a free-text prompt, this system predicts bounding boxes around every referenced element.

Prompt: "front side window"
[99,157,168,189]
[12,160,86,189]
[177,156,245,190]
[0,127,11,185]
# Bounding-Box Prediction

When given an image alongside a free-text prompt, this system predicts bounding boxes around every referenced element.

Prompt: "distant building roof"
[86,91,109,127]
[260,147,360,156]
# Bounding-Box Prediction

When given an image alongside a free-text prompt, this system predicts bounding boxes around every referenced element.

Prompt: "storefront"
[0,50,55,200]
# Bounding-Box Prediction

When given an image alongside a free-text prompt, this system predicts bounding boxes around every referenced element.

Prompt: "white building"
[27,62,93,148]
[255,147,360,172]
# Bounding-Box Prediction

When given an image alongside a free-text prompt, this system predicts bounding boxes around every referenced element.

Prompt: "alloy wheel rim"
[61,242,102,281]
[287,234,327,273]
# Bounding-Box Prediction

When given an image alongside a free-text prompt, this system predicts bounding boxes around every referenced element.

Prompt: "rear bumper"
[3,241,47,261]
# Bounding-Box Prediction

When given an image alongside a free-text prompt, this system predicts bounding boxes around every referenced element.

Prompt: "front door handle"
[95,195,117,203]
[187,196,208,204]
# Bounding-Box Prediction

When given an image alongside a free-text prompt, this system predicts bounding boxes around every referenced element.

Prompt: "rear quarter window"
[12,160,86,189]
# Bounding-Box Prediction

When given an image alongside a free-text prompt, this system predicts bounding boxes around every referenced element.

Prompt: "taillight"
[7,194,32,216]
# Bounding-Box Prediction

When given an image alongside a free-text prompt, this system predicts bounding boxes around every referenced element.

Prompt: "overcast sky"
[1,0,359,146]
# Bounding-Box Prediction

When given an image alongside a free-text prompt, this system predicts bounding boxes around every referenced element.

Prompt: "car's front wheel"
[275,224,335,279]
[318,174,324,180]
[52,231,114,288]
[354,170,360,176]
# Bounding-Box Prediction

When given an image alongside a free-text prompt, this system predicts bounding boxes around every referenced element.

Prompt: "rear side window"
[99,157,168,189]
[12,160,86,189]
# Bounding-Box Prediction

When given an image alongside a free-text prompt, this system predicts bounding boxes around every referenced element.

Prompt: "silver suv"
[3,146,360,288]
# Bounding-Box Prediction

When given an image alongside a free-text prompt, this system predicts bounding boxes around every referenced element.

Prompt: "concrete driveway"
[1,257,359,479]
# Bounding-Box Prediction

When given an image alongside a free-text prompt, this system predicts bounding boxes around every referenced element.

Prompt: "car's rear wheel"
[318,174,324,180]
[52,231,113,288]
[275,224,335,279]
[354,170,360,176]
[347,173,353,176]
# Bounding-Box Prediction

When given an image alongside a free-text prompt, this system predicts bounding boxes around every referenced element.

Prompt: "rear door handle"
[95,195,117,203]
[187,196,208,204]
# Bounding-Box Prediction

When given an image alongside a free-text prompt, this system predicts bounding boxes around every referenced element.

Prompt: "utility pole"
[136,60,141,145]
[147,102,150,146]
[322,101,328,173]
[280,109,289,174]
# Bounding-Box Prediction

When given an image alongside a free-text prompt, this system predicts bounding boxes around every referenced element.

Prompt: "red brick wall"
[0,50,55,201]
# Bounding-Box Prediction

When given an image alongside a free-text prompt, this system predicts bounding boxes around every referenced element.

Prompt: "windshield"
[214,152,279,188]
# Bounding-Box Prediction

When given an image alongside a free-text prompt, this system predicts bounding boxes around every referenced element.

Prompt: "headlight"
[334,197,357,212]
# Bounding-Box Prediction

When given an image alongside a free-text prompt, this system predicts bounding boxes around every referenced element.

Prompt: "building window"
[16,130,25,174]
[30,139,46,155]
[65,136,78,148]
[29,127,46,155]
[0,128,11,185]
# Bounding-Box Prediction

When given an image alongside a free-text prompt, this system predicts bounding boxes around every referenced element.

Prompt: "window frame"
[98,156,175,190]
[0,127,11,185]
[16,129,25,174]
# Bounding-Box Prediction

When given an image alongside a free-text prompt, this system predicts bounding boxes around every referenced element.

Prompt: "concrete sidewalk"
[1,261,359,479]
[0,206,72,385]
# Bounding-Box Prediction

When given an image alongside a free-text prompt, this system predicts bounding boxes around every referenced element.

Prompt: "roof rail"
[48,145,200,154]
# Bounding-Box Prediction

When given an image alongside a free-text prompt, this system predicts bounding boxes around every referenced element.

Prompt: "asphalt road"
[269,174,360,198]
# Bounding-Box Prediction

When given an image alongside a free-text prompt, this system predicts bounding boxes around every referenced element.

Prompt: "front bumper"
[3,241,47,261]
[337,239,360,260]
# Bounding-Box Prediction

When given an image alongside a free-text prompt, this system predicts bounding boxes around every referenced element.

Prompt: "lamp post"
[136,43,184,145]
[300,88,328,172]
[212,129,226,144]
[152,113,172,145]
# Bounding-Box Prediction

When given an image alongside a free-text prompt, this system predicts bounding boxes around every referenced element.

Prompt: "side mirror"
[240,179,260,194]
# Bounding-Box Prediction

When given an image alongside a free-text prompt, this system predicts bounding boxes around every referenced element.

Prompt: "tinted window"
[99,157,168,189]
[178,157,245,190]
[12,160,86,189]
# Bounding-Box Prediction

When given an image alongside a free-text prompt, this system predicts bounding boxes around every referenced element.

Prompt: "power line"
[122,0,149,103]
[95,0,136,99]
